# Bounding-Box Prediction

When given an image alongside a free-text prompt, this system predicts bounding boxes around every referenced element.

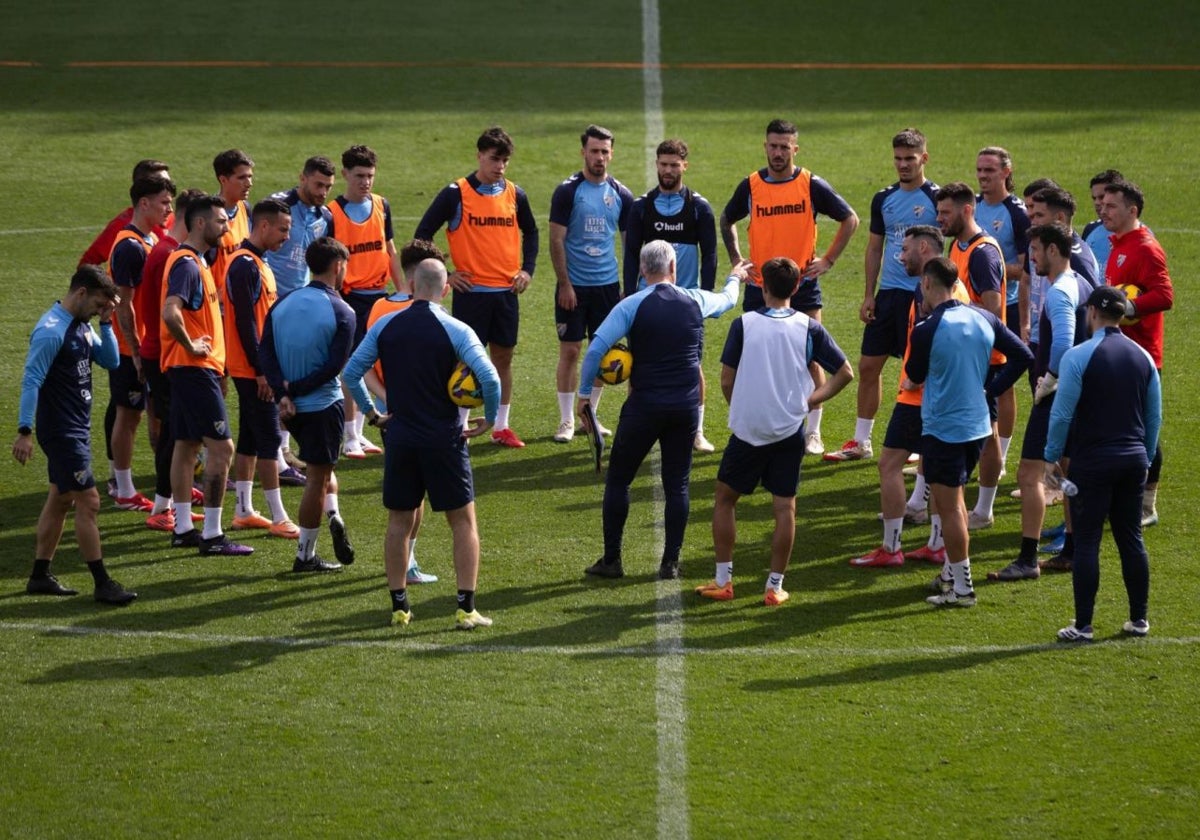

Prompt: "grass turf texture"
[1,1,1198,836]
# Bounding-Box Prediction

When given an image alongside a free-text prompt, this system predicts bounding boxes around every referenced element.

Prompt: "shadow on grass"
[741,643,1055,692]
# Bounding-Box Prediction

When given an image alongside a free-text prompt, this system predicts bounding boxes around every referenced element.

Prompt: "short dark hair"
[398,239,445,273]
[1031,186,1077,218]
[905,224,944,251]
[71,264,119,299]
[580,125,614,147]
[477,126,514,156]
[1028,222,1074,257]
[761,257,802,299]
[306,236,350,275]
[1104,181,1145,216]
[341,144,378,170]
[923,256,959,290]
[934,182,975,206]
[132,159,169,181]
[252,197,289,222]
[892,127,926,151]
[303,155,336,177]
[1021,177,1058,199]
[213,149,253,178]
[656,138,689,159]
[766,119,798,137]
[174,188,207,220]
[1089,169,1124,188]
[130,173,176,205]
[183,194,226,232]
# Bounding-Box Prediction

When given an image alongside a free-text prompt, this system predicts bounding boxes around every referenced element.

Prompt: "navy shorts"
[344,290,388,349]
[285,401,344,467]
[717,427,806,498]
[108,354,147,411]
[453,289,519,348]
[168,367,230,442]
[556,283,619,343]
[42,435,95,494]
[921,435,985,488]
[383,439,474,512]
[882,402,923,454]
[983,363,1003,422]
[861,289,914,358]
[233,377,283,459]
[743,279,822,314]
[1021,393,1054,462]
[142,356,169,423]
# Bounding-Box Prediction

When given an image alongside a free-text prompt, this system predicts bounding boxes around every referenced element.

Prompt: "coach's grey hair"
[412,258,448,296]
[639,240,675,279]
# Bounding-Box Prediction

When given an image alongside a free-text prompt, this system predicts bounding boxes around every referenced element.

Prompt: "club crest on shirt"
[1117,255,1127,267]
[603,191,615,208]
[990,220,1004,233]
[912,205,926,218]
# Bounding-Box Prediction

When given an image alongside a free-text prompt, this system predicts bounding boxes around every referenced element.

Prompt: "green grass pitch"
[1,2,1198,836]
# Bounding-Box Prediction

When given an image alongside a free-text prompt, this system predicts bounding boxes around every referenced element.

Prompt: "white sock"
[280,430,291,451]
[883,517,904,553]
[264,487,286,523]
[235,481,254,518]
[907,474,928,510]
[152,494,171,515]
[354,413,367,443]
[1143,486,1158,512]
[951,558,974,594]
[343,420,356,446]
[715,561,732,586]
[409,537,418,566]
[697,404,706,437]
[854,417,874,445]
[807,407,823,436]
[974,485,998,518]
[202,507,223,539]
[324,493,339,518]
[557,392,574,424]
[173,501,193,534]
[495,403,511,432]
[999,435,1012,463]
[115,468,136,498]
[766,572,785,592]
[928,514,944,550]
[298,527,318,560]
[276,448,288,471]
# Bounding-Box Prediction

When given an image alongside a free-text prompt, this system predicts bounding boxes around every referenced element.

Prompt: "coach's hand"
[728,259,754,284]
[463,417,493,439]
[12,433,33,465]
[278,396,297,422]
[511,270,531,294]
[255,375,273,402]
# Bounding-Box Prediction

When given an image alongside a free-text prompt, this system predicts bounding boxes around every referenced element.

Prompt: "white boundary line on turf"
[641,4,689,840]
[3,621,1198,656]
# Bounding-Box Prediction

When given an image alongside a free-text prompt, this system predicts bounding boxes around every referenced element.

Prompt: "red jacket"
[1105,225,1172,368]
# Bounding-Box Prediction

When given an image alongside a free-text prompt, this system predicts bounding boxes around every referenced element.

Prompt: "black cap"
[1087,285,1128,318]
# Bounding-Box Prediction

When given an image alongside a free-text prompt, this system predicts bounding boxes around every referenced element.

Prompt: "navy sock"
[1062,532,1075,557]
[1019,537,1039,564]
[31,559,51,579]
[390,588,409,613]
[457,590,475,613]
[86,560,110,585]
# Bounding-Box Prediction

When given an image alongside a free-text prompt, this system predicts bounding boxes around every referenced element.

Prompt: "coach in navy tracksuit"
[577,240,748,581]
[1045,285,1161,642]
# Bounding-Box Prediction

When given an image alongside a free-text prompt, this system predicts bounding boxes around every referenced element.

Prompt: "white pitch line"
[0,225,95,236]
[640,4,689,839]
[3,620,1198,657]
